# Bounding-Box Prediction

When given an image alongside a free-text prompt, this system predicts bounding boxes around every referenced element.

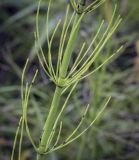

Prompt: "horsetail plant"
[11,0,123,160]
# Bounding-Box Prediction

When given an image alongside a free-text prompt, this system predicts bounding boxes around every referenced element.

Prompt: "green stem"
[60,14,81,78]
[37,86,63,160]
[37,3,85,160]
[37,15,82,155]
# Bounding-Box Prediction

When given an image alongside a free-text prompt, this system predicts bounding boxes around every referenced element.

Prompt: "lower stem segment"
[37,86,63,160]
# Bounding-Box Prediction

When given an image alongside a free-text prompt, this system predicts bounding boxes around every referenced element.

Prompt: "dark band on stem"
[76,0,86,14]
[80,0,86,6]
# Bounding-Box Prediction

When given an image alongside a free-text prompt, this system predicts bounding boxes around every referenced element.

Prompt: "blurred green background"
[0,0,139,160]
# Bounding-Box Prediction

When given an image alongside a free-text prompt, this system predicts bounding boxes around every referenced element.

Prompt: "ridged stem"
[37,3,85,160]
[60,14,81,78]
[37,86,63,160]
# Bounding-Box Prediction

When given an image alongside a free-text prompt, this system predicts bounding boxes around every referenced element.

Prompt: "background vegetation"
[0,0,139,159]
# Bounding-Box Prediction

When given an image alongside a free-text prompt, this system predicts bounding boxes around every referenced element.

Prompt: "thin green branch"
[45,97,111,154]
[70,15,122,82]
[46,82,78,148]
[70,5,118,79]
[68,20,104,77]
[11,117,22,160]
[53,121,63,147]
[65,104,89,142]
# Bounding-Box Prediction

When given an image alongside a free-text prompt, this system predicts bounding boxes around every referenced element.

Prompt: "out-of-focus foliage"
[0,0,139,160]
